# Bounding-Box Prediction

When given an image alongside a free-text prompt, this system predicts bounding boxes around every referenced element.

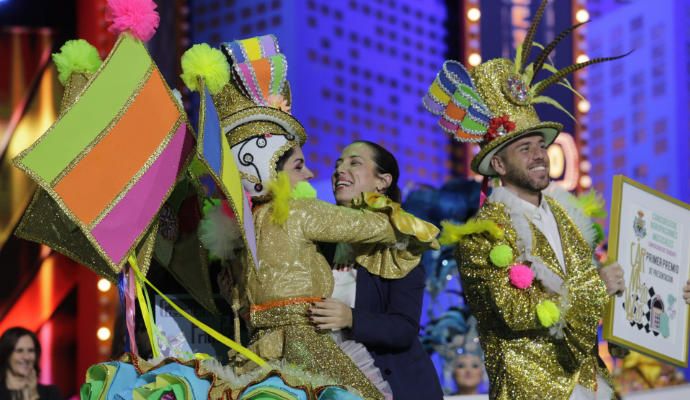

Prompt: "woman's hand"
[309,298,353,330]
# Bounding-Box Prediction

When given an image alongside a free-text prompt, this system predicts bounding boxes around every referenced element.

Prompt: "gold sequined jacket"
[243,195,439,399]
[456,196,610,400]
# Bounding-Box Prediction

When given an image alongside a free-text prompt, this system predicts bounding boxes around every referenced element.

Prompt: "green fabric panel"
[19,36,152,183]
[270,55,286,95]
[461,116,487,132]
[452,90,471,108]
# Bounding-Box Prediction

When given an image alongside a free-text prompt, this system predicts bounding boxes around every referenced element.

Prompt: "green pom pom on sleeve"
[536,300,561,327]
[489,244,513,267]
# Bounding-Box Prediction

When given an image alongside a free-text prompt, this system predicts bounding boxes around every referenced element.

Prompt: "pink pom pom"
[106,0,160,41]
[509,264,534,289]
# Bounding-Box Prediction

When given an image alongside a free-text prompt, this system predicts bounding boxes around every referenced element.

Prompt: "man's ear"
[490,155,506,176]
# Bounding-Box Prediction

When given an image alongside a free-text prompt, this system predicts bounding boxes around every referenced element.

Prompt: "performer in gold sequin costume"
[422,1,629,398]
[201,35,439,399]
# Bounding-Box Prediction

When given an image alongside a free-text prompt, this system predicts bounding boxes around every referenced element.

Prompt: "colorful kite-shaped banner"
[14,34,194,272]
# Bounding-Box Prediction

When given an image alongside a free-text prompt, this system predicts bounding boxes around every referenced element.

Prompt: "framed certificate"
[603,175,690,367]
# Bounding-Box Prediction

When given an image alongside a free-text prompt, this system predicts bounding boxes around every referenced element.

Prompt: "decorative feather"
[180,43,230,95]
[52,39,102,85]
[291,181,317,199]
[532,95,576,121]
[574,190,607,219]
[530,22,587,85]
[268,172,291,225]
[518,0,549,72]
[105,0,160,42]
[198,199,243,261]
[439,219,504,246]
[532,51,633,95]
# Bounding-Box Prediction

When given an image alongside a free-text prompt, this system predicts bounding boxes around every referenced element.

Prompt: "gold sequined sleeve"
[293,198,397,245]
[457,232,558,332]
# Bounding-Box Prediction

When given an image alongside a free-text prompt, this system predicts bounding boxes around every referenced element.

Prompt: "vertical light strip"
[463,0,482,179]
[573,0,590,192]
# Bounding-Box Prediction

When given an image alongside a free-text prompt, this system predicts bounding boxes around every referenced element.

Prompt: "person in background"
[0,327,61,400]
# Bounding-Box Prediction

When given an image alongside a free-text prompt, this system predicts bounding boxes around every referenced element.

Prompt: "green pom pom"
[536,300,561,327]
[489,244,513,267]
[180,43,229,95]
[52,39,102,85]
[291,181,317,199]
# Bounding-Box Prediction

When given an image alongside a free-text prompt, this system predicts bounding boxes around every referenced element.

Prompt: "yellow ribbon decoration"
[126,255,269,369]
[131,261,161,358]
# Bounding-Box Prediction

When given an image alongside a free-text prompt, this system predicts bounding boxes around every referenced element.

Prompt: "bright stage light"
[467,8,481,22]
[468,53,482,66]
[97,327,111,341]
[579,175,592,189]
[97,278,112,292]
[577,99,591,113]
[575,9,590,23]
[576,54,590,64]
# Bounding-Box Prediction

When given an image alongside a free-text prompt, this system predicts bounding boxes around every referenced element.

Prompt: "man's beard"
[502,159,550,193]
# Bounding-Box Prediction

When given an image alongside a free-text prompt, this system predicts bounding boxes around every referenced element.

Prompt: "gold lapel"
[529,219,567,279]
[545,197,592,278]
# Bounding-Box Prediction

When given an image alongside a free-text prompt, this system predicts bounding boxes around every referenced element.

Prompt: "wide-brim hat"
[423,0,629,177]
[469,59,561,176]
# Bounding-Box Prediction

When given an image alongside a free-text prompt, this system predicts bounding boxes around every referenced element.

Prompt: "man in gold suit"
[422,2,628,398]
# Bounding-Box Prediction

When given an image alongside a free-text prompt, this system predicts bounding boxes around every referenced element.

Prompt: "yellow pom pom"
[180,43,229,95]
[536,300,561,327]
[52,39,102,85]
[489,244,513,267]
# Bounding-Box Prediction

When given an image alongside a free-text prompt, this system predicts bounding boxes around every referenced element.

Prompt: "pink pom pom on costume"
[105,0,160,41]
[509,264,534,289]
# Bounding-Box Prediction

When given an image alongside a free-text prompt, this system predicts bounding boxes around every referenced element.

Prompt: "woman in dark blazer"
[311,141,443,399]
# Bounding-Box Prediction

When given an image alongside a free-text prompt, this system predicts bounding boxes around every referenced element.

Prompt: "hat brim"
[222,106,307,146]
[471,122,563,176]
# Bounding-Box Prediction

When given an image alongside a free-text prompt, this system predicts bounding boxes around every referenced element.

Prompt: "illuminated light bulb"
[575,9,590,23]
[468,53,482,66]
[97,327,111,341]
[577,99,591,113]
[97,278,112,292]
[580,160,592,173]
[576,54,589,64]
[467,8,481,22]
[579,175,592,188]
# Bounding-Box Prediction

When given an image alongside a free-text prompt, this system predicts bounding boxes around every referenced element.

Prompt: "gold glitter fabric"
[240,197,439,399]
[249,303,382,399]
[455,198,611,399]
[245,198,399,305]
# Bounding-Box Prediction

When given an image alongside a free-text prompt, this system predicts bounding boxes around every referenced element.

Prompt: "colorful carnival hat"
[221,35,306,199]
[423,0,628,177]
[182,35,305,201]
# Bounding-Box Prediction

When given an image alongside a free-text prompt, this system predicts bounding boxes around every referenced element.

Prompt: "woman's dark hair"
[275,147,295,172]
[0,327,41,383]
[353,140,401,202]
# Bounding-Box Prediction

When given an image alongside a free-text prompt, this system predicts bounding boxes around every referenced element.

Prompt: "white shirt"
[496,187,566,272]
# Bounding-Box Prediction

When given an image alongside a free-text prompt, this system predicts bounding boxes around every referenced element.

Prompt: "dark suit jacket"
[350,266,444,399]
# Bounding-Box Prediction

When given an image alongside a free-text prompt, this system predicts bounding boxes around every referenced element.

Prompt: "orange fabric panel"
[54,70,179,225]
[251,58,271,100]
[444,102,467,121]
[455,129,480,141]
